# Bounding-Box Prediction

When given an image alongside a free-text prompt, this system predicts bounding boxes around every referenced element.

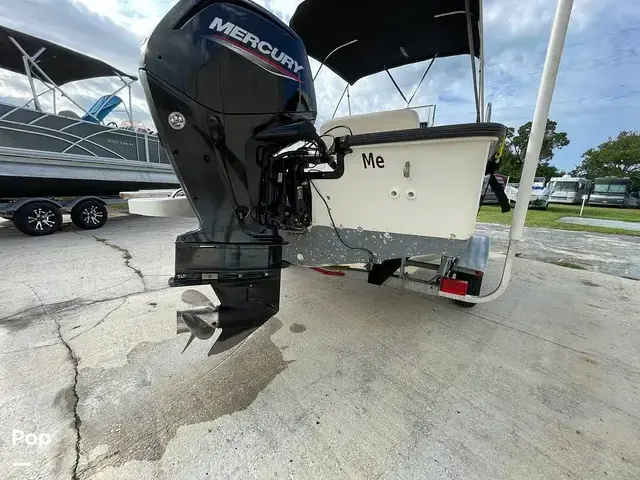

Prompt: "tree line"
[497,120,640,189]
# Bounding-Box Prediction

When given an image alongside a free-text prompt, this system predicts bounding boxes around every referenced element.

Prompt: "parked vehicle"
[481,174,507,205]
[505,177,550,209]
[588,177,639,208]
[0,25,179,235]
[548,175,591,204]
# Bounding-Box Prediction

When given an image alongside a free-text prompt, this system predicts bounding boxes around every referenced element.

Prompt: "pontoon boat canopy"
[290,0,481,85]
[0,25,137,85]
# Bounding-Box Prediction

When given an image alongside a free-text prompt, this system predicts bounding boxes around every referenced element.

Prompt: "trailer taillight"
[440,278,468,296]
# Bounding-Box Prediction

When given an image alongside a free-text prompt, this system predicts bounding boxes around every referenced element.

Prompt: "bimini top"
[0,25,137,85]
[290,0,481,85]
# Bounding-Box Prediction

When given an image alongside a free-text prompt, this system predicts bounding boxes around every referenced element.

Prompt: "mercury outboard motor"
[140,0,322,354]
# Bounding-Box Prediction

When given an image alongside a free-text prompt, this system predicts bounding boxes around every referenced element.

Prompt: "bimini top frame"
[0,24,137,125]
[291,0,485,122]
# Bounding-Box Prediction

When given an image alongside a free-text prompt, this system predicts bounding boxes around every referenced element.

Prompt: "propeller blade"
[181,312,216,340]
[181,289,215,307]
[179,311,218,354]
[181,333,196,353]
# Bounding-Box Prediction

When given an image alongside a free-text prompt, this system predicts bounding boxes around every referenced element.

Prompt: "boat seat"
[83,95,123,123]
[319,109,420,137]
[59,110,80,119]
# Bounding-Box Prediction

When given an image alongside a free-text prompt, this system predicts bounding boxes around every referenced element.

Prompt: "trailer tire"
[71,199,108,230]
[13,201,62,236]
[453,272,482,308]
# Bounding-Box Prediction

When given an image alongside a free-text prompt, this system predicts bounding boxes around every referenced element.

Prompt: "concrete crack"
[92,236,147,290]
[0,278,172,326]
[54,316,82,480]
[2,294,123,325]
[24,282,82,480]
[376,425,417,480]
[69,297,128,341]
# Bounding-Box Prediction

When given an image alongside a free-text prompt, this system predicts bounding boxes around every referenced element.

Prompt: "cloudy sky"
[1,0,639,172]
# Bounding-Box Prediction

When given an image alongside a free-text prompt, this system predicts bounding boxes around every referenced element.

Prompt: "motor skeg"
[140,0,318,352]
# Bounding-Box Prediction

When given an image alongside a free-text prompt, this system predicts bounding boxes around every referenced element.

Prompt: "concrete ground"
[475,222,640,280]
[559,216,640,233]
[1,215,639,480]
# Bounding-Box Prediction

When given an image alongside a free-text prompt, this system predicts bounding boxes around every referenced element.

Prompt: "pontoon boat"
[0,25,178,198]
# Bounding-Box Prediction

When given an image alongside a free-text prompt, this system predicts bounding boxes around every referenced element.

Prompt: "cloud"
[2,0,639,171]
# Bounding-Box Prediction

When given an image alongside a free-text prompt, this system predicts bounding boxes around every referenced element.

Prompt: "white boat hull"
[310,136,493,241]
[130,121,504,264]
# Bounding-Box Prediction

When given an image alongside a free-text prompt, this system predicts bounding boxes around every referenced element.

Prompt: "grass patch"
[555,260,587,270]
[107,203,129,213]
[477,203,640,236]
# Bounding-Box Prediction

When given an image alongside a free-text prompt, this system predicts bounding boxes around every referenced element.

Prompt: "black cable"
[322,124,353,136]
[319,132,336,144]
[309,178,375,262]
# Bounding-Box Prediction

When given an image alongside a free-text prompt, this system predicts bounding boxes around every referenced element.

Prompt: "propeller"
[178,289,218,353]
[179,310,217,353]
[177,289,265,355]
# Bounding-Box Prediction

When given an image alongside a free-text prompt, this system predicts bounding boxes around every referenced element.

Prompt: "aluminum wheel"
[14,201,62,236]
[82,205,104,226]
[71,200,108,230]
[27,207,57,232]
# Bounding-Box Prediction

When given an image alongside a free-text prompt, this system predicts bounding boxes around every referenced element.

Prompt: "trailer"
[0,195,118,236]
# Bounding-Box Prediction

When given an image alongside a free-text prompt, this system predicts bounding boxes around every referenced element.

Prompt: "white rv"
[548,175,591,204]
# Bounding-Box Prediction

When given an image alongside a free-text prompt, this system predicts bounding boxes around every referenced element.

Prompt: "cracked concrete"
[91,236,146,290]
[0,215,639,480]
[53,315,82,480]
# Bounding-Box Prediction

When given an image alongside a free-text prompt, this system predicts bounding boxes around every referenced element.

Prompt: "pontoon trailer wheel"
[453,272,483,308]
[71,199,108,230]
[13,201,63,236]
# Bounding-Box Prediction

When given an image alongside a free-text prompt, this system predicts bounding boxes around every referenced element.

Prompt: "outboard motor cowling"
[140,0,320,354]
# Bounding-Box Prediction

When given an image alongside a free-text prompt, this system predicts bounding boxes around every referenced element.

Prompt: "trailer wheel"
[453,272,483,308]
[71,199,108,230]
[13,201,62,236]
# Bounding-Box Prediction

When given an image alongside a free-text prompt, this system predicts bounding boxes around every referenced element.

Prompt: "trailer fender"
[0,197,64,215]
[64,196,107,211]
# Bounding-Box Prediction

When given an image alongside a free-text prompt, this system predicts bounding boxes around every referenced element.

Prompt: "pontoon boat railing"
[7,33,136,127]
